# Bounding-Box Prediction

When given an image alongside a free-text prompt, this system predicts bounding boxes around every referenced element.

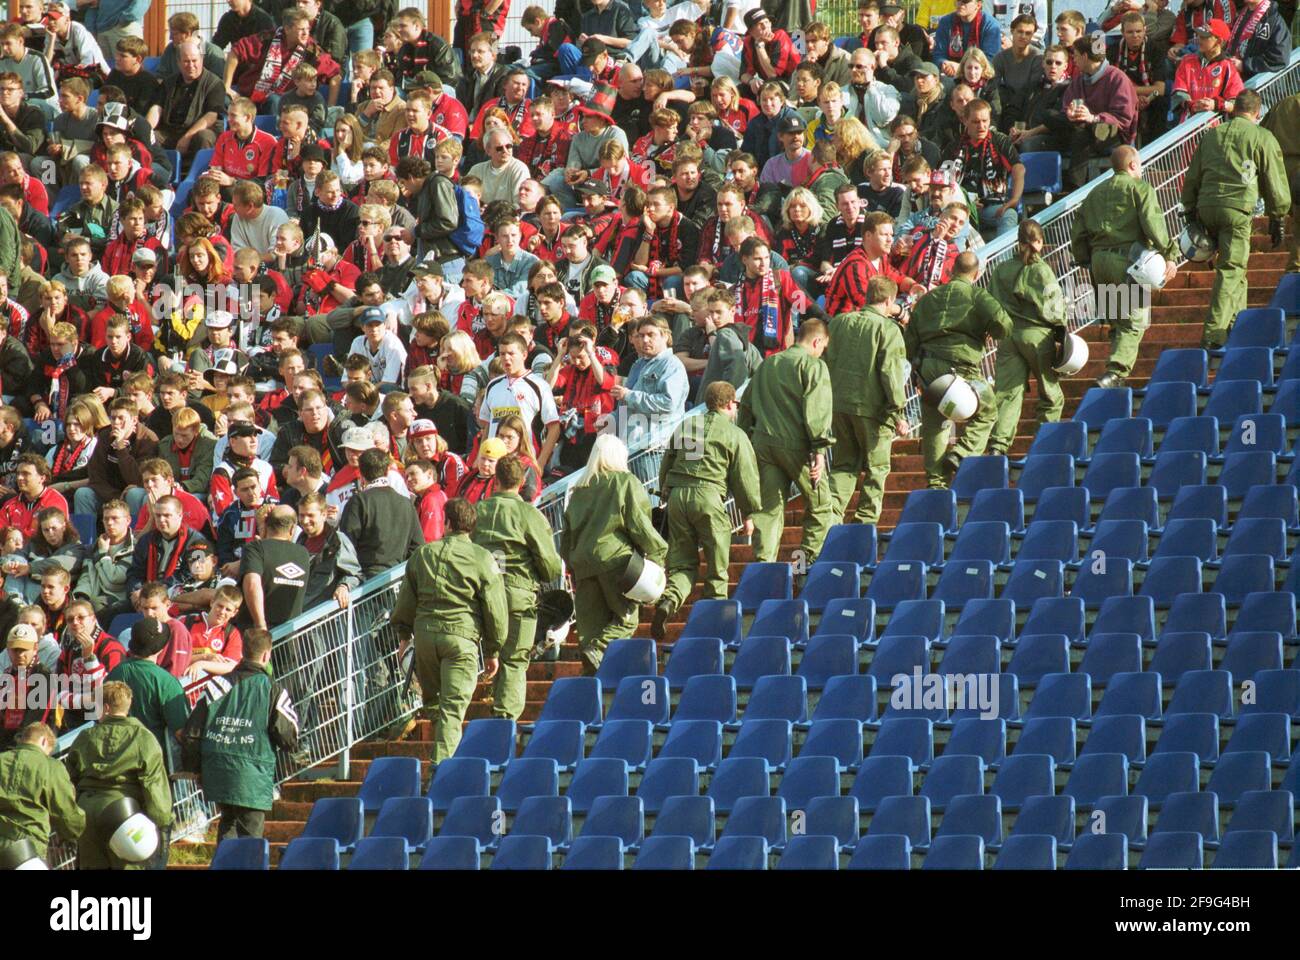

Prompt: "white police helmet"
[101,797,160,863]
[1052,331,1090,376]
[1127,246,1169,288]
[1178,221,1215,262]
[620,552,666,604]
[924,373,980,422]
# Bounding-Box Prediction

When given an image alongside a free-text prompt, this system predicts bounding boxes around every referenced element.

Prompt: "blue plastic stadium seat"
[865,561,928,611]
[1138,381,1197,429]
[1094,794,1149,845]
[453,719,516,771]
[1097,486,1159,527]
[1147,450,1207,501]
[349,836,409,871]
[1024,673,1092,723]
[706,757,770,814]
[1269,274,1300,315]
[742,675,808,725]
[932,560,994,609]
[989,754,1056,813]
[279,837,340,870]
[1235,484,1299,530]
[966,488,1026,533]
[820,524,879,567]
[596,639,657,690]
[1212,830,1279,869]
[300,797,364,853]
[1139,832,1203,869]
[1080,715,1146,765]
[662,637,724,691]
[1163,593,1227,643]
[1011,795,1076,847]
[566,759,629,815]
[796,634,858,690]
[799,562,862,613]
[846,834,911,869]
[729,718,792,772]
[1031,486,1091,530]
[631,835,693,870]
[1218,451,1277,500]
[70,513,97,546]
[183,146,215,183]
[1224,713,1292,764]
[1023,421,1088,461]
[1093,595,1156,644]
[940,719,1007,769]
[1153,790,1219,844]
[1220,632,1284,680]
[1153,713,1220,763]
[749,599,809,649]
[1217,346,1274,386]
[357,756,421,814]
[1147,348,1209,390]
[1064,753,1130,810]
[678,599,743,647]
[491,835,553,870]
[1139,556,1203,608]
[950,673,1020,725]
[994,834,1057,870]
[1212,554,1275,605]
[418,836,481,871]
[867,795,931,847]
[1017,454,1076,503]
[672,674,738,726]
[1230,592,1296,640]
[1149,632,1213,687]
[210,837,269,870]
[999,558,1065,608]
[951,599,1015,644]
[511,796,573,849]
[637,757,700,815]
[895,488,958,534]
[659,720,723,773]
[952,455,1009,502]
[1153,518,1218,563]
[1133,752,1200,809]
[882,522,945,566]
[1020,151,1062,199]
[1071,556,1134,608]
[439,796,503,849]
[1089,519,1150,564]
[1224,413,1287,460]
[494,758,559,814]
[589,719,654,773]
[370,797,434,854]
[936,634,1000,678]
[804,795,860,849]
[1079,634,1143,689]
[867,634,929,688]
[868,717,934,766]
[605,676,671,725]
[1242,669,1300,719]
[1225,790,1294,846]
[582,795,644,848]
[719,796,787,848]
[1226,308,1286,350]
[1166,484,1228,529]
[777,835,840,870]
[881,599,945,644]
[1094,417,1154,460]
[564,835,626,870]
[1203,379,1262,423]
[532,677,602,728]
[427,757,491,816]
[707,835,770,870]
[950,522,1012,567]
[733,564,793,613]
[849,755,914,814]
[1023,596,1086,644]
[1270,378,1300,426]
[1018,521,1080,564]
[815,597,877,643]
[1165,669,1234,721]
[1221,518,1288,565]
[1159,416,1221,461]
[923,834,986,869]
[651,796,716,853]
[808,674,878,727]
[920,754,986,813]
[1074,387,1133,433]
[1014,716,1078,766]
[777,755,842,809]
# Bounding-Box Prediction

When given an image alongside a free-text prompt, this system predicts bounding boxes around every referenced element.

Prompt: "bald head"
[1110,145,1141,175]
[618,64,643,97]
[953,251,981,278]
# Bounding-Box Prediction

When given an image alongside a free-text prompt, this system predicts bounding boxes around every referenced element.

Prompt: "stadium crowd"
[0,0,1295,866]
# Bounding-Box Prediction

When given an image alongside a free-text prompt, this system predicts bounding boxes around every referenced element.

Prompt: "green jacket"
[1260,92,1300,172]
[0,206,20,289]
[1182,115,1292,219]
[808,166,851,226]
[825,307,910,424]
[392,532,509,655]
[903,276,1013,373]
[472,491,563,592]
[65,715,173,829]
[987,258,1068,330]
[737,344,835,451]
[180,660,299,811]
[659,410,762,515]
[1070,172,1177,263]
[560,471,667,580]
[106,657,191,752]
[0,742,85,856]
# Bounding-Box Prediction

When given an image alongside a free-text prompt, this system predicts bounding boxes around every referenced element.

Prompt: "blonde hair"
[711,75,740,110]
[51,321,77,341]
[102,680,133,714]
[833,116,873,169]
[959,47,996,81]
[106,274,134,302]
[441,331,480,374]
[578,433,629,485]
[72,395,109,430]
[782,187,824,228]
[357,203,391,232]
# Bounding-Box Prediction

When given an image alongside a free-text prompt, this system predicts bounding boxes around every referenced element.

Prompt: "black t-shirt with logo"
[238,537,310,629]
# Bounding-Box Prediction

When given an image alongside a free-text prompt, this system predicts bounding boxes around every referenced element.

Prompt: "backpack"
[449,185,485,258]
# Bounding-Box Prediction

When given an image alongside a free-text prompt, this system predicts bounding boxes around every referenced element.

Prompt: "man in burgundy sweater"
[1062,32,1140,188]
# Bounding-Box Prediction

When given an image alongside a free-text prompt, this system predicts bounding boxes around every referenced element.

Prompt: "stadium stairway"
[176,221,1294,868]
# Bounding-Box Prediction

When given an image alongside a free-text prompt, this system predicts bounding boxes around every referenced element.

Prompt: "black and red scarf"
[902,231,951,288]
[956,133,1012,202]
[146,526,192,582]
[779,223,819,267]
[52,436,91,477]
[948,14,982,60]
[1228,0,1269,56]
[43,348,80,421]
[644,213,684,298]
[1119,40,1152,86]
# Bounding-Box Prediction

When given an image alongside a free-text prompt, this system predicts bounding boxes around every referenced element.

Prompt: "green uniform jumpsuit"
[1259,92,1300,273]
[1069,172,1176,377]
[560,471,668,672]
[904,277,1013,489]
[737,344,836,564]
[391,533,508,763]
[1183,115,1292,348]
[473,491,563,721]
[0,742,85,863]
[657,409,762,614]
[825,307,911,525]
[64,715,174,870]
[986,256,1070,456]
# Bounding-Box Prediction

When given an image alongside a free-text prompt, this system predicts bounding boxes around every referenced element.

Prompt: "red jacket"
[414,485,446,543]
[86,300,155,352]
[431,93,470,139]
[517,124,573,179]
[0,487,69,538]
[732,268,808,357]
[1171,53,1245,120]
[100,235,166,279]
[211,128,279,181]
[742,29,800,80]
[824,246,914,317]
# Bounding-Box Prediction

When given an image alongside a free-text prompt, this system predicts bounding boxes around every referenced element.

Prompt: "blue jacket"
[1233,5,1291,79]
[620,349,689,449]
[932,12,1002,66]
[86,0,152,33]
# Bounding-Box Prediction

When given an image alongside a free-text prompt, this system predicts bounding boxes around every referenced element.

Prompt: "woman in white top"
[332,114,367,193]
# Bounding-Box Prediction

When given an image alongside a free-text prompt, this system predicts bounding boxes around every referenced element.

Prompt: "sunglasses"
[494,144,514,153]
[384,234,405,241]
[359,219,378,226]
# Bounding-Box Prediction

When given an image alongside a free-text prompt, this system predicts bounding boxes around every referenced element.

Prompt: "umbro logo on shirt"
[272,562,306,587]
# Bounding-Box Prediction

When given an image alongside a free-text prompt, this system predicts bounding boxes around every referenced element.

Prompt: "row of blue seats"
[1073,379,1293,432]
[1141,345,1300,391]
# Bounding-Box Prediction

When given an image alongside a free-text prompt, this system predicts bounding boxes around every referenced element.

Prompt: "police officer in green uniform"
[738,319,836,565]
[987,219,1070,456]
[560,434,668,673]
[825,277,912,526]
[1070,145,1178,387]
[651,381,762,642]
[905,251,1013,488]
[1259,90,1300,273]
[1183,89,1292,349]
[472,456,563,722]
[0,721,85,866]
[66,681,174,870]
[392,498,508,763]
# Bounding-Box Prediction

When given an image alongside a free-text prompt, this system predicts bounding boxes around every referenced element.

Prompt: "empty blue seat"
[566,759,629,815]
[1203,379,1262,423]
[777,755,842,809]
[1071,556,1134,608]
[1023,420,1088,461]
[952,455,1009,502]
[1230,592,1296,640]
[1224,413,1287,460]
[1242,669,1300,719]
[1093,673,1162,723]
[679,599,742,648]
[989,753,1056,812]
[796,634,858,690]
[1164,593,1227,643]
[1217,346,1274,386]
[1167,484,1228,530]
[1133,752,1200,809]
[865,561,928,610]
[797,719,864,774]
[1235,484,1299,530]
[649,796,714,849]
[729,718,793,772]
[1218,451,1277,500]
[1014,716,1078,765]
[1212,830,1279,869]
[606,676,671,725]
[564,835,626,870]
[1225,790,1294,845]
[706,836,769,870]
[799,562,861,613]
[895,488,958,534]
[1206,752,1270,807]
[1088,519,1150,563]
[939,718,1007,767]
[1018,521,1079,564]
[1139,381,1197,429]
[1153,518,1217,563]
[1017,454,1076,503]
[1223,712,1292,764]
[869,717,934,766]
[932,559,994,609]
[809,674,878,725]
[582,796,644,848]
[815,597,877,643]
[495,758,560,813]
[706,757,770,814]
[1024,673,1092,722]
[427,757,491,816]
[882,522,945,566]
[920,754,985,813]
[1225,308,1286,350]
[1031,486,1091,530]
[1023,596,1086,644]
[1148,450,1208,501]
[1139,832,1203,869]
[510,796,573,849]
[733,565,793,614]
[1080,715,1146,764]
[490,835,553,870]
[805,795,860,849]
[1153,713,1219,763]
[950,672,1020,724]
[951,599,1016,644]
[69,513,98,547]
[820,524,879,567]
[1093,794,1149,846]
[1220,632,1284,680]
[1011,795,1076,847]
[1092,595,1156,643]
[867,795,932,847]
[659,720,723,772]
[279,837,340,870]
[719,796,786,847]
[1212,554,1275,605]
[749,599,810,649]
[1097,485,1160,527]
[1006,634,1071,690]
[662,637,723,691]
[672,675,738,725]
[1270,377,1300,426]
[210,837,269,871]
[1159,416,1221,461]
[1074,387,1133,433]
[849,755,914,813]
[300,797,364,853]
[867,634,929,687]
[1166,669,1235,720]
[1148,348,1209,390]
[777,834,841,870]
[590,719,654,772]
[1268,274,1300,315]
[743,675,808,725]
[1079,634,1143,688]
[846,834,911,869]
[937,634,1000,678]
[965,488,1026,532]
[1095,417,1154,460]
[635,757,700,814]
[881,599,945,644]
[1149,632,1213,687]
[439,796,504,849]
[1064,753,1130,810]
[1084,455,1143,504]
[994,834,1057,870]
[1153,791,1219,843]
[1138,556,1202,608]
[1220,517,1287,563]
[1064,832,1127,870]
[950,522,1013,566]
[418,836,481,871]
[532,677,603,728]
[923,834,985,869]
[595,639,657,688]
[453,719,516,772]
[358,756,421,815]
[522,720,585,773]
[370,797,434,854]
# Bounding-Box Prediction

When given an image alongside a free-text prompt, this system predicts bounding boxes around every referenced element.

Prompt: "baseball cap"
[580,37,607,66]
[591,264,618,286]
[880,2,903,12]
[412,261,444,279]
[206,310,234,330]
[480,437,508,459]
[360,306,386,326]
[341,426,373,451]
[5,623,37,649]
[743,8,770,29]
[132,247,158,266]
[211,359,239,376]
[129,617,170,657]
[228,421,260,440]
[575,179,610,197]
[930,169,954,187]
[299,143,327,164]
[1195,19,1232,42]
[911,62,941,77]
[411,69,440,88]
[777,114,807,134]
[409,419,438,439]
[186,540,215,563]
